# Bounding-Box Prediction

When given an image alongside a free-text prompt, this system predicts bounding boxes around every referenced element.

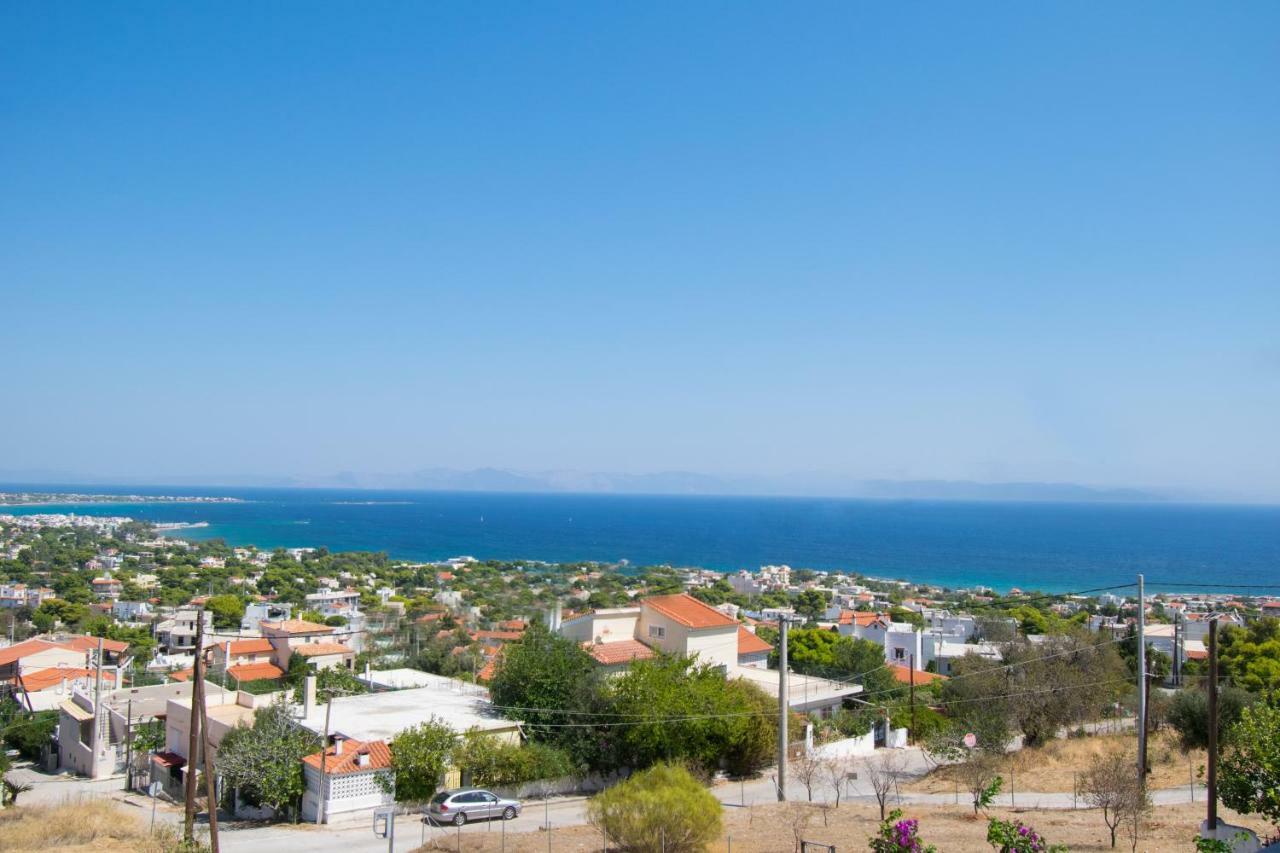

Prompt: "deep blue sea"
[3,485,1279,594]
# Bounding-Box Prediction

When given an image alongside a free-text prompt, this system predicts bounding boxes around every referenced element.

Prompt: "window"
[648,625,665,640]
[893,648,905,661]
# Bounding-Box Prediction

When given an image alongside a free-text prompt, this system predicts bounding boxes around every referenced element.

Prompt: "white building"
[301,738,394,823]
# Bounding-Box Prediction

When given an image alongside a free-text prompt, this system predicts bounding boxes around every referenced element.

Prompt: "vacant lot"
[905,730,1206,795]
[0,799,204,853]
[413,800,1270,852]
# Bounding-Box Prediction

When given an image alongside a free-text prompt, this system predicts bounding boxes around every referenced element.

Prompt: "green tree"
[206,594,245,630]
[587,763,722,853]
[794,589,831,621]
[385,718,457,803]
[1218,695,1280,825]
[488,620,601,739]
[1217,618,1280,692]
[1167,686,1255,752]
[217,702,320,816]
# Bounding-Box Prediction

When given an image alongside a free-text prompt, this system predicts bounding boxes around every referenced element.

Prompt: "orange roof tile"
[223,638,275,656]
[169,667,195,681]
[585,639,655,666]
[54,635,131,654]
[642,593,737,629]
[477,660,497,682]
[0,639,63,666]
[19,667,116,692]
[888,663,947,685]
[736,626,773,656]
[471,630,524,642]
[227,662,286,681]
[302,739,392,775]
[291,642,351,657]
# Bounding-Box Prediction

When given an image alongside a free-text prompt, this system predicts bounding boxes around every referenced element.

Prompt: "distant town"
[0,491,243,506]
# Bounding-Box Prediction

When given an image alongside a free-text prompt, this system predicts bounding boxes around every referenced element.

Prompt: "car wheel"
[503,806,516,820]
[453,811,467,826]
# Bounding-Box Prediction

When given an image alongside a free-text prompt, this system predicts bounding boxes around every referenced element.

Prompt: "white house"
[301,738,394,823]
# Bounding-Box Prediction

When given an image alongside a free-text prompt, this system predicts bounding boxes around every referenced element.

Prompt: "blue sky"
[2,3,1278,499]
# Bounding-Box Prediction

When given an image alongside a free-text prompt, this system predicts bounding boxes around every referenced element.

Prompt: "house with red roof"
[300,737,394,823]
[1,635,131,702]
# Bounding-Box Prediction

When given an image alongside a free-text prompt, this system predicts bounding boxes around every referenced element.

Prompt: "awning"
[59,699,94,722]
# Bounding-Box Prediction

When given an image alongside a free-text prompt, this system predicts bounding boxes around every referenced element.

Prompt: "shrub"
[868,808,936,852]
[452,731,577,788]
[587,763,721,853]
[2,710,58,760]
[986,817,1068,852]
[1167,686,1254,751]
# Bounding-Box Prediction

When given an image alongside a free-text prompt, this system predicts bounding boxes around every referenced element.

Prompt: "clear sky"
[2,3,1277,499]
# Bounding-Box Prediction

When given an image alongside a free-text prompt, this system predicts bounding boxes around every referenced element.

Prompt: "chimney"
[303,674,317,717]
[334,737,344,756]
[356,752,369,767]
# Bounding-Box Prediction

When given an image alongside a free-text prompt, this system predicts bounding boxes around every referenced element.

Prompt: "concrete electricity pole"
[1207,615,1219,832]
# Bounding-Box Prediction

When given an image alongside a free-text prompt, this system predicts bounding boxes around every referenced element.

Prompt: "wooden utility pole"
[1207,616,1219,831]
[183,612,205,842]
[775,617,789,802]
[909,653,917,745]
[197,672,221,853]
[91,637,104,775]
[317,689,333,825]
[1136,574,1147,779]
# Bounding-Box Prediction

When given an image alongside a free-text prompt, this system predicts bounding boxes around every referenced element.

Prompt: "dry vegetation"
[412,801,1271,852]
[907,731,1206,795]
[0,799,206,853]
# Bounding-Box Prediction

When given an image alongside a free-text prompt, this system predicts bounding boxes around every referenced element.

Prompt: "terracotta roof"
[0,639,62,666]
[169,667,195,681]
[498,620,527,631]
[222,638,275,656]
[227,662,286,681]
[838,611,884,627]
[888,663,947,685]
[477,660,497,682]
[19,667,117,692]
[57,636,130,654]
[262,619,334,635]
[586,639,655,666]
[152,751,186,769]
[302,739,391,775]
[1186,649,1209,661]
[736,626,773,656]
[291,642,351,657]
[471,630,524,642]
[642,594,738,629]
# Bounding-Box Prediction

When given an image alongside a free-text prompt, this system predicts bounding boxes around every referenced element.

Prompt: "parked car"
[426,788,522,826]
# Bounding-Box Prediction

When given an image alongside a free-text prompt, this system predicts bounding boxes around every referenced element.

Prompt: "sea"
[3,485,1279,594]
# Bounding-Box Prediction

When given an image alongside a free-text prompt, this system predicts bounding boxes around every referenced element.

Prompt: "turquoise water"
[4,485,1279,594]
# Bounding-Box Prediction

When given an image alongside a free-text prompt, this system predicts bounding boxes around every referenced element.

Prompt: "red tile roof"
[223,638,275,656]
[888,663,947,685]
[0,639,62,667]
[227,662,286,682]
[169,667,195,681]
[262,619,334,635]
[838,611,884,627]
[303,739,391,775]
[52,635,131,654]
[1186,649,1209,661]
[152,751,186,769]
[736,626,773,656]
[585,639,656,666]
[19,667,117,692]
[477,660,497,682]
[291,642,352,657]
[471,630,524,642]
[642,594,738,629]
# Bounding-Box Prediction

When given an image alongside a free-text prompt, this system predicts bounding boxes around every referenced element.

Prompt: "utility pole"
[318,688,333,825]
[184,612,205,843]
[1207,615,1219,831]
[1172,612,1181,688]
[776,615,790,802]
[198,673,221,853]
[1136,574,1147,779]
[91,637,105,776]
[909,653,917,745]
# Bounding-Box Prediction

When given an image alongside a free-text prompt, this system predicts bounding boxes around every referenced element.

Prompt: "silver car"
[426,788,522,826]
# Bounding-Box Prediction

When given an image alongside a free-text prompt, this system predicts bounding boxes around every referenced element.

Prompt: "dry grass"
[0,798,206,852]
[906,730,1206,794]
[412,801,1271,852]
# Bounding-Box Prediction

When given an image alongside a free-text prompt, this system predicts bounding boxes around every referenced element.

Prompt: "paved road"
[5,746,1208,853]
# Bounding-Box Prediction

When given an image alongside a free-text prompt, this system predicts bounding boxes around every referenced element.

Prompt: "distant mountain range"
[0,466,1173,502]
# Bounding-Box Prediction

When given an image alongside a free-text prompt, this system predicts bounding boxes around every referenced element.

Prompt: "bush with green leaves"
[384,717,457,803]
[1167,686,1255,751]
[587,763,722,853]
[1218,695,1280,825]
[217,702,320,816]
[2,710,58,760]
[451,730,577,788]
